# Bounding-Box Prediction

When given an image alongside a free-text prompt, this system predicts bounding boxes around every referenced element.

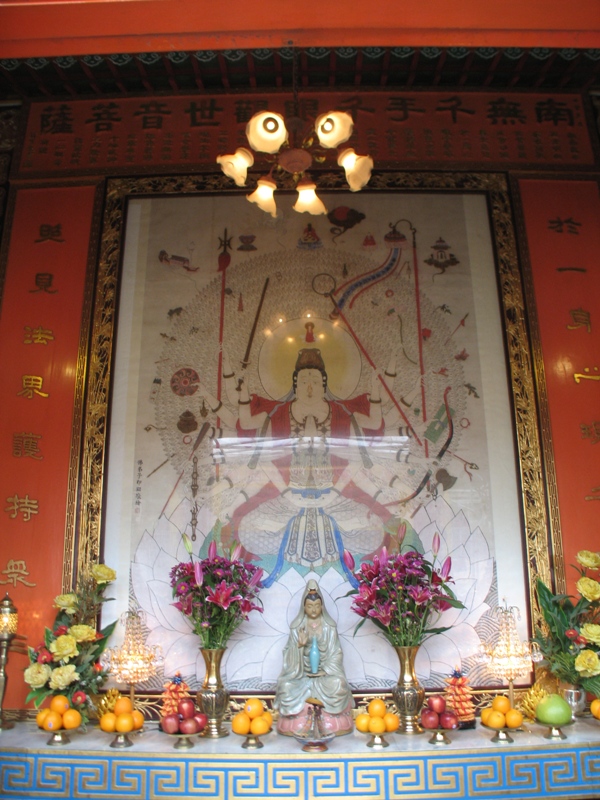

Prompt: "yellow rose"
[54,593,78,615]
[91,564,116,584]
[69,624,97,643]
[49,664,79,691]
[576,550,600,570]
[49,634,79,663]
[24,663,51,689]
[574,649,600,678]
[580,623,600,646]
[577,577,600,602]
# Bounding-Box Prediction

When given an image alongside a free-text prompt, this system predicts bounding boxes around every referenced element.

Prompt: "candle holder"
[478,600,534,707]
[0,593,18,731]
[102,610,162,706]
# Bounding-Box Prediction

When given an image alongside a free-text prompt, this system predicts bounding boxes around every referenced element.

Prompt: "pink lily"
[194,561,204,587]
[379,546,389,568]
[249,567,264,588]
[206,580,242,610]
[432,532,440,557]
[208,540,218,560]
[441,556,452,581]
[342,549,355,571]
[230,541,243,562]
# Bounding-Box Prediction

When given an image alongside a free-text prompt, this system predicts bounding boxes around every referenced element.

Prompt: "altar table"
[1,718,599,800]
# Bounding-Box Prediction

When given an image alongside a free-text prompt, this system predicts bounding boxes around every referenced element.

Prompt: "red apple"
[161,713,180,734]
[440,711,459,730]
[178,698,196,719]
[179,717,200,735]
[193,712,208,732]
[427,695,446,714]
[420,709,440,729]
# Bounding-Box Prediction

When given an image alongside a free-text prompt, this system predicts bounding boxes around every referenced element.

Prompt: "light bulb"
[338,148,373,191]
[293,178,327,215]
[315,110,354,148]
[247,176,277,217]
[246,111,288,154]
[216,148,254,186]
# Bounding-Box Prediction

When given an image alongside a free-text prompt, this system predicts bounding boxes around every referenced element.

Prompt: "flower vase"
[391,645,425,734]
[196,648,229,738]
[558,681,586,720]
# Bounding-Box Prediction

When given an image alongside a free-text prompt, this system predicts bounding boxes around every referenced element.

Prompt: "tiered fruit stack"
[444,670,476,729]
[36,695,82,732]
[480,695,523,730]
[420,695,459,730]
[98,695,145,734]
[159,675,207,735]
[355,698,400,736]
[231,697,273,737]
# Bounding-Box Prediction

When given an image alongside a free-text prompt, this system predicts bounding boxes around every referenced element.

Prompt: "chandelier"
[217,108,373,217]
[478,600,537,707]
[102,610,162,703]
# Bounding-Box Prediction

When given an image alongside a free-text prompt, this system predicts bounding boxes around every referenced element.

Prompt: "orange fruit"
[505,708,523,729]
[486,710,506,730]
[368,715,386,734]
[42,710,63,731]
[261,710,273,729]
[367,698,387,718]
[231,712,251,736]
[250,715,270,736]
[62,708,82,730]
[36,708,51,728]
[491,695,511,714]
[113,697,133,716]
[383,712,400,732]
[590,698,600,720]
[243,697,264,720]
[131,710,145,731]
[355,713,371,733]
[99,712,117,733]
[49,695,70,715]
[115,712,134,733]
[480,707,493,726]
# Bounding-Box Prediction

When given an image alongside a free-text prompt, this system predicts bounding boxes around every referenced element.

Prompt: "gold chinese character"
[585,486,600,501]
[23,326,55,345]
[4,494,39,521]
[567,308,591,333]
[574,367,600,384]
[35,224,64,243]
[17,375,49,398]
[30,273,57,293]
[0,559,36,588]
[12,432,43,459]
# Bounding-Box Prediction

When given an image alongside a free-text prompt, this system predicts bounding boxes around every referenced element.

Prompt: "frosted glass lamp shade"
[293,178,327,215]
[247,177,277,217]
[216,148,254,186]
[246,111,288,154]
[0,594,17,640]
[337,148,373,191]
[315,111,353,148]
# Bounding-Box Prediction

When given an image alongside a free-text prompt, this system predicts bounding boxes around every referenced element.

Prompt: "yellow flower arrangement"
[534,549,600,696]
[24,564,117,726]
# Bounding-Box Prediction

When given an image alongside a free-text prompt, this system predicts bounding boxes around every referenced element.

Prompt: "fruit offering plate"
[44,728,80,746]
[535,718,574,741]
[240,728,272,750]
[480,722,523,743]
[157,726,203,749]
[426,727,455,745]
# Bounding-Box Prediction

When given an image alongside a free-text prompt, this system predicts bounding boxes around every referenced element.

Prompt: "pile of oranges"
[231,697,273,737]
[98,696,144,734]
[355,698,400,735]
[36,695,82,732]
[480,695,523,730]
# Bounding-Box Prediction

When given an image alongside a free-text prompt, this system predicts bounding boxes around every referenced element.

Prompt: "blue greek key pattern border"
[2,747,599,800]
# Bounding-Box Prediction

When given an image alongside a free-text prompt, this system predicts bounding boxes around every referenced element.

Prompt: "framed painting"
[80,172,552,695]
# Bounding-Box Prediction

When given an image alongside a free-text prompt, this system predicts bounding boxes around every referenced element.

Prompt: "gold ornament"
[517,681,548,721]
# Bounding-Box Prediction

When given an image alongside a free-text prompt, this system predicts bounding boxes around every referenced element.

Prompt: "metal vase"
[196,648,230,738]
[391,645,425,734]
[558,681,586,720]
